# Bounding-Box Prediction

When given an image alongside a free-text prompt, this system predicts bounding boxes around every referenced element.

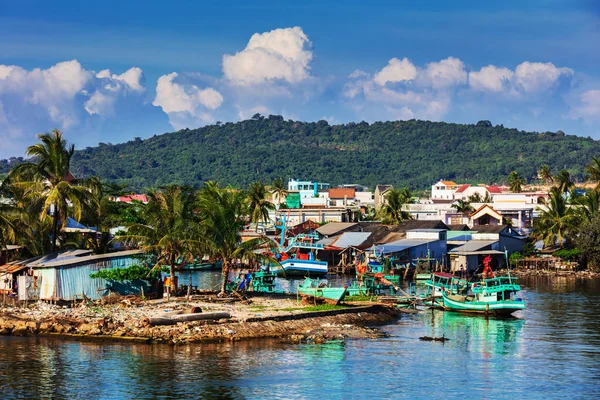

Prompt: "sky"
[0,0,598,158]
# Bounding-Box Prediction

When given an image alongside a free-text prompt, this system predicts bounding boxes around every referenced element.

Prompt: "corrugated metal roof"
[35,250,144,268]
[375,239,438,254]
[327,232,371,249]
[315,222,358,236]
[0,263,29,274]
[450,240,497,253]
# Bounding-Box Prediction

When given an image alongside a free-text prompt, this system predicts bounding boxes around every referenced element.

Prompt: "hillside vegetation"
[2,116,599,190]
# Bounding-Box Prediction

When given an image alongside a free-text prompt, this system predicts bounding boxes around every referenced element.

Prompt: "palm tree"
[0,201,17,250]
[574,188,600,223]
[586,156,600,187]
[507,171,526,193]
[248,181,275,232]
[535,188,578,248]
[120,185,199,293]
[196,182,271,294]
[377,188,412,224]
[8,129,100,252]
[555,169,575,194]
[537,164,553,186]
[451,199,474,215]
[270,177,288,208]
[467,192,483,203]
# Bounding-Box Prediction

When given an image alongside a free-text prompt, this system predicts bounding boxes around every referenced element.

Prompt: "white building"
[431,180,460,202]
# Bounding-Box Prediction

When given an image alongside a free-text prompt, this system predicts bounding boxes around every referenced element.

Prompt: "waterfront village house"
[448,225,525,275]
[328,188,356,207]
[374,185,393,209]
[431,180,460,203]
[374,229,448,268]
[275,207,356,226]
[287,179,330,200]
[0,249,149,301]
[315,221,449,269]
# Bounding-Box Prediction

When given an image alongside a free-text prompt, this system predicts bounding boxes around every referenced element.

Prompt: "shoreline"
[0,295,400,345]
[505,268,600,279]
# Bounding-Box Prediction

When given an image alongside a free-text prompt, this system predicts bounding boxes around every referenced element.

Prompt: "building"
[287,179,330,199]
[431,180,460,202]
[328,188,356,206]
[374,185,393,209]
[1,250,148,301]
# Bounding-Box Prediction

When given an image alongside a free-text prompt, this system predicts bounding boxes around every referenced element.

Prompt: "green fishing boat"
[227,270,284,293]
[422,272,468,306]
[179,260,223,271]
[297,277,347,305]
[442,275,525,316]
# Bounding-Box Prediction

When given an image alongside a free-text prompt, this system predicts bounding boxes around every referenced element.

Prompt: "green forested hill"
[2,116,599,190]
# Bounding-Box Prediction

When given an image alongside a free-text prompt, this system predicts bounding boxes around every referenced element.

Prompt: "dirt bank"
[0,295,400,344]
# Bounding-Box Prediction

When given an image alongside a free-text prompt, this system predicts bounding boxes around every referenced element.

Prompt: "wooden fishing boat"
[441,275,525,316]
[278,233,328,277]
[297,277,347,305]
[423,272,468,306]
[179,260,223,271]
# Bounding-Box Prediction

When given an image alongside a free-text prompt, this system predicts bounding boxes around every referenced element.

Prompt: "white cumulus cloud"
[222,27,312,86]
[514,61,573,92]
[469,65,514,92]
[373,58,417,86]
[0,60,151,156]
[153,72,224,129]
[420,57,467,89]
[569,89,600,123]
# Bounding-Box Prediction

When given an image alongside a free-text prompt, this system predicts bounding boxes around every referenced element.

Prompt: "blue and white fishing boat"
[274,217,328,277]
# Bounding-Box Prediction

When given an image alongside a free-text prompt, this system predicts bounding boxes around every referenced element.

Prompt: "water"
[1,275,599,399]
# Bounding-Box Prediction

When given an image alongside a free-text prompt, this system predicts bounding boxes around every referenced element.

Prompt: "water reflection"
[1,277,600,399]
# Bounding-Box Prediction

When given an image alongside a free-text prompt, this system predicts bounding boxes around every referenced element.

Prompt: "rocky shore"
[0,294,400,344]
[506,269,600,279]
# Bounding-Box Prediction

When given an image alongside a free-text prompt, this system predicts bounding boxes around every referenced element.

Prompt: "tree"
[270,177,288,208]
[196,182,270,294]
[574,188,600,223]
[377,188,412,224]
[555,169,574,194]
[119,185,199,292]
[537,164,553,186]
[467,192,483,203]
[8,130,100,252]
[586,156,600,187]
[451,199,474,215]
[247,181,275,232]
[507,171,526,193]
[575,214,600,272]
[535,188,578,249]
[0,199,17,250]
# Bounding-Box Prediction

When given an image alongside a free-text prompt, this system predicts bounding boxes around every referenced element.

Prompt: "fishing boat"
[441,275,525,316]
[275,217,328,277]
[423,272,468,305]
[297,277,347,305]
[227,269,284,293]
[179,260,223,271]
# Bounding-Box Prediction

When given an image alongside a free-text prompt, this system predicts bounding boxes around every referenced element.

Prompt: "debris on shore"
[0,294,400,344]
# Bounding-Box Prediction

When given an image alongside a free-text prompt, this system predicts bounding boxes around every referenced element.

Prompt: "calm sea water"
[1,275,599,399]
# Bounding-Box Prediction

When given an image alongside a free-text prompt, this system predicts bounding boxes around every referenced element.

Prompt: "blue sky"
[0,0,598,157]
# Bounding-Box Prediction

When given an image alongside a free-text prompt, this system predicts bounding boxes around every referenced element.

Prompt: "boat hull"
[298,287,347,305]
[280,259,328,277]
[442,294,525,316]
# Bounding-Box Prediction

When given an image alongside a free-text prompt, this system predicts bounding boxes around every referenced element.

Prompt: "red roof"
[486,185,503,194]
[116,194,148,204]
[328,188,356,199]
[455,184,471,193]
